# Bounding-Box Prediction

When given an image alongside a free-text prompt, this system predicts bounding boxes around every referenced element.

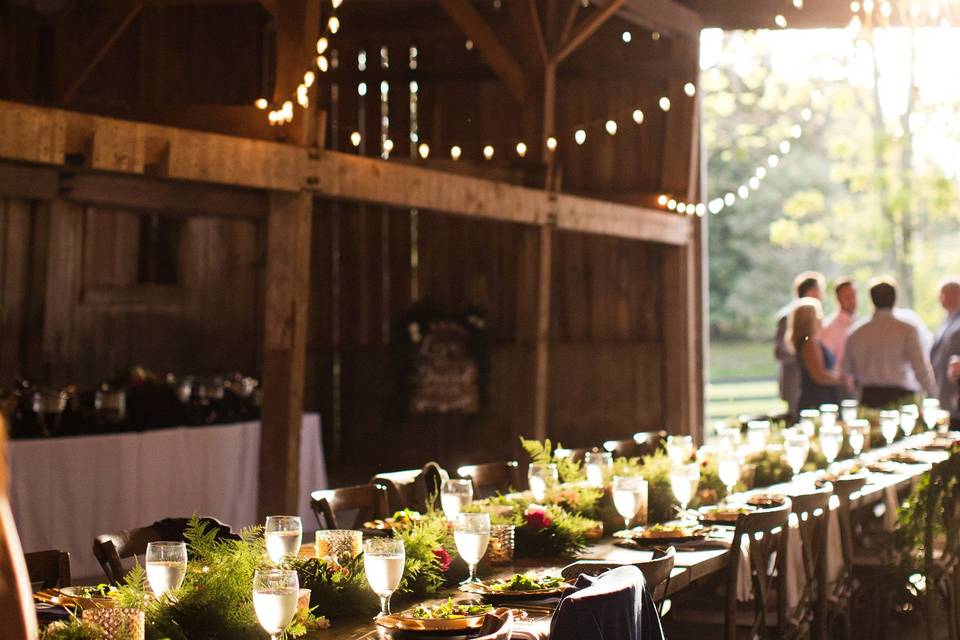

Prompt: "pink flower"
[525,507,553,529]
[433,548,452,572]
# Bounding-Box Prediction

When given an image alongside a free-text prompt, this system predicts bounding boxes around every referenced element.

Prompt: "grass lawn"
[709,339,778,380]
[706,340,785,426]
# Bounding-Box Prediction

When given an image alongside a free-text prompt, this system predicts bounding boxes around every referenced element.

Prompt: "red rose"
[433,547,452,572]
[525,509,553,529]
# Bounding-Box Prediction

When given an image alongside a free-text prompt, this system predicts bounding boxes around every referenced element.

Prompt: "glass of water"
[265,516,302,564]
[899,404,919,438]
[798,409,819,437]
[145,541,187,598]
[819,404,839,430]
[666,435,694,465]
[819,424,844,466]
[717,450,741,502]
[528,463,558,502]
[584,450,613,488]
[253,568,299,639]
[670,462,700,518]
[841,399,859,424]
[847,419,869,456]
[364,537,405,616]
[784,429,810,479]
[441,479,474,521]
[454,512,491,585]
[746,420,770,452]
[612,475,648,531]
[922,398,941,431]
[879,410,900,446]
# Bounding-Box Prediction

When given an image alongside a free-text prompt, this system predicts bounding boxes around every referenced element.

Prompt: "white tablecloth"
[7,413,327,579]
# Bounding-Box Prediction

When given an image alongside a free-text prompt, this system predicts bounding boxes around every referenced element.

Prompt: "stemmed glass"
[145,541,187,598]
[528,463,558,502]
[900,404,919,438]
[798,410,819,437]
[364,537,405,616]
[879,410,900,446]
[819,404,839,430]
[666,435,694,465]
[265,516,302,564]
[670,462,700,520]
[441,479,473,521]
[253,569,300,640]
[612,476,647,531]
[717,450,741,503]
[938,409,952,435]
[819,425,844,469]
[784,429,810,480]
[841,399,859,424]
[584,450,613,488]
[847,419,869,456]
[922,398,941,431]
[746,420,770,452]
[454,513,490,585]
[717,426,742,453]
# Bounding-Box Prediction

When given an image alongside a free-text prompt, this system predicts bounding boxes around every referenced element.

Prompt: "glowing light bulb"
[483,145,494,160]
[768,154,779,168]
[622,31,632,43]
[749,176,760,190]
[605,120,617,135]
[775,14,788,27]
[863,0,874,12]
[317,38,329,54]
[880,1,891,17]
[350,131,361,147]
[695,203,706,216]
[304,71,316,88]
[574,129,587,145]
[332,0,343,7]
[632,109,644,125]
[659,96,671,111]
[724,193,736,206]
[546,136,558,152]
[515,141,528,157]
[850,0,860,10]
[738,185,749,199]
[793,0,803,7]
[450,145,462,161]
[465,39,474,50]
[418,143,430,159]
[709,200,723,214]
[779,140,791,154]
[328,16,340,33]
[684,82,696,97]
[358,82,367,96]
[801,107,812,121]
[383,139,394,153]
[755,167,767,179]
[657,194,668,206]
[677,202,687,214]
[317,55,329,72]
[791,124,802,138]
[254,98,268,109]
[667,199,677,210]
[651,31,661,41]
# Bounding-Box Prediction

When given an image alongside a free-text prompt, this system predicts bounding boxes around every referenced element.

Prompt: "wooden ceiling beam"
[505,0,548,66]
[551,0,626,64]
[438,0,526,103]
[594,0,703,41]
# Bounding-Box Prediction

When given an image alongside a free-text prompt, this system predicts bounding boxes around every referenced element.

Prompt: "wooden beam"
[558,0,581,48]
[551,0,626,64]
[594,0,703,41]
[0,163,58,200]
[258,190,312,519]
[533,223,553,441]
[505,0,548,66]
[59,2,143,102]
[439,0,527,103]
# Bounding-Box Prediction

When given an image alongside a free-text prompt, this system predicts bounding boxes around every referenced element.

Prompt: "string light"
[383,139,394,153]
[793,0,804,7]
[738,185,749,199]
[465,39,474,50]
[418,143,430,159]
[659,97,671,111]
[695,203,706,216]
[791,124,802,138]
[328,16,340,33]
[768,154,780,167]
[317,38,328,54]
[516,141,528,157]
[667,199,677,210]
[358,82,367,96]
[574,129,587,145]
[684,82,696,97]
[749,176,760,190]
[450,145,462,161]
[350,131,361,147]
[604,120,618,135]
[303,71,315,88]
[677,203,687,213]
[775,14,788,27]
[331,0,342,7]
[317,55,329,72]
[632,109,644,125]
[622,31,632,43]
[546,136,558,152]
[755,167,767,179]
[724,193,736,206]
[254,98,268,109]
[779,140,792,154]
[657,195,668,206]
[483,145,494,160]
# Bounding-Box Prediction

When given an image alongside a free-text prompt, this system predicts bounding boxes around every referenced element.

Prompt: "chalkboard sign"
[409,321,479,414]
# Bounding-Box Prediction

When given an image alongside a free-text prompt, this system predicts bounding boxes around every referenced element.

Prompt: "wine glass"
[612,475,647,531]
[847,419,869,456]
[441,479,473,521]
[364,537,405,616]
[798,410,819,437]
[746,420,770,452]
[717,425,741,451]
[938,409,952,434]
[819,404,839,430]
[784,429,810,480]
[454,512,490,585]
[145,541,187,597]
[879,410,900,446]
[670,462,700,520]
[900,404,919,438]
[666,435,694,465]
[840,399,859,424]
[265,516,302,564]
[717,451,741,503]
[584,450,613,488]
[819,425,844,467]
[922,398,941,431]
[253,569,300,639]
[528,463,558,502]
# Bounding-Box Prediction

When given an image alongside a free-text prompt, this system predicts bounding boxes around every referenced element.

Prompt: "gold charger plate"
[376,606,525,632]
[460,579,568,601]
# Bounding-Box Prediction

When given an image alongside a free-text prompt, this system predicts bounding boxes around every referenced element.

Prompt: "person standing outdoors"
[788,298,843,411]
[842,276,937,408]
[820,278,857,366]
[931,277,960,425]
[775,271,825,418]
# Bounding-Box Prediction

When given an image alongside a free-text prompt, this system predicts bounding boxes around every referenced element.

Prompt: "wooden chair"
[24,549,71,589]
[923,459,960,640]
[311,483,390,530]
[602,438,640,458]
[421,461,449,501]
[828,474,868,640]
[456,461,522,498]
[786,483,834,639]
[371,461,450,513]
[634,430,668,457]
[93,516,237,584]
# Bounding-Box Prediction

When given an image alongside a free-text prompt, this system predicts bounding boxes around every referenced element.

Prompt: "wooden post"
[258,190,313,519]
[532,218,554,442]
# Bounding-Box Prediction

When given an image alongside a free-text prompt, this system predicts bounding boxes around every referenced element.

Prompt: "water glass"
[454,512,491,585]
[145,541,187,597]
[879,410,900,445]
[253,569,300,639]
[717,451,741,501]
[528,463,558,502]
[441,479,474,521]
[584,450,613,488]
[798,409,819,437]
[922,398,941,431]
[746,420,770,452]
[847,419,869,456]
[819,424,844,465]
[717,425,742,453]
[840,399,859,424]
[666,435,694,465]
[819,404,839,430]
[900,404,919,438]
[938,409,952,434]
[784,429,810,478]
[364,537,405,615]
[265,516,302,564]
[669,462,700,517]
[612,475,648,531]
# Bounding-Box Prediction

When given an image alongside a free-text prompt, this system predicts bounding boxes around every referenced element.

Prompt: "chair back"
[311,483,390,530]
[421,461,449,503]
[603,439,640,458]
[24,549,71,589]
[457,461,521,498]
[93,516,236,584]
[634,430,668,457]
[371,469,422,513]
[726,500,792,640]
[831,474,867,602]
[788,483,833,638]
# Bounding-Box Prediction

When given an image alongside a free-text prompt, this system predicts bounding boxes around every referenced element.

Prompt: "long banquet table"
[318,432,947,640]
[10,413,327,579]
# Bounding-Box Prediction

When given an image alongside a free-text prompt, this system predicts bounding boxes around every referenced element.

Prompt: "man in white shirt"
[842,277,937,408]
[774,271,824,418]
[931,277,960,423]
[820,278,856,365]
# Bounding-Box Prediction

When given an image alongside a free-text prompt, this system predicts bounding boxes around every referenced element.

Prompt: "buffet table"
[8,413,326,578]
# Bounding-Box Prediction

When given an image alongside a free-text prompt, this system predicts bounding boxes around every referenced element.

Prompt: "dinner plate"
[613,526,709,544]
[376,605,525,633]
[698,505,754,525]
[460,578,568,602]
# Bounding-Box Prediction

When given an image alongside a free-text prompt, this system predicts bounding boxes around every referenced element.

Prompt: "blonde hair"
[786,297,823,354]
